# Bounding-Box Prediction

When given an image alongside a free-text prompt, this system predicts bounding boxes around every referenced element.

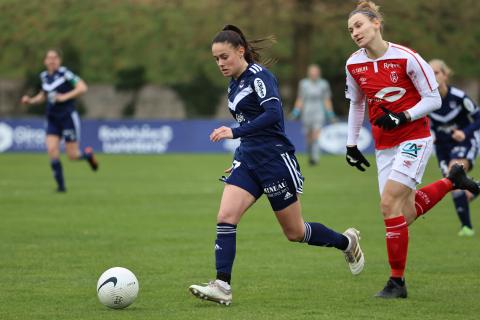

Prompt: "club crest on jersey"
[390,71,399,83]
[239,79,245,88]
[235,113,245,123]
[254,78,267,98]
[359,77,367,84]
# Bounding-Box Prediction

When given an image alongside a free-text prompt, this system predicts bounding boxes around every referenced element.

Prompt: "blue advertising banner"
[0,119,374,154]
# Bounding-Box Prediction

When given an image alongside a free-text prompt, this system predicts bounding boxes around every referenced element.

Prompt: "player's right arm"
[345,65,370,171]
[21,91,46,105]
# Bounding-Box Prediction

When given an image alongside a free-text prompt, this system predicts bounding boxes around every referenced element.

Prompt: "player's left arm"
[459,95,480,138]
[56,69,88,102]
[231,72,282,138]
[403,54,441,121]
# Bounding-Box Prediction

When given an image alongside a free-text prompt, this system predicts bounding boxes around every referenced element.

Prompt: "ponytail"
[212,24,276,65]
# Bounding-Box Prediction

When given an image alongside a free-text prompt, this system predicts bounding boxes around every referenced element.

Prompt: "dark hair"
[45,48,63,59]
[212,24,276,65]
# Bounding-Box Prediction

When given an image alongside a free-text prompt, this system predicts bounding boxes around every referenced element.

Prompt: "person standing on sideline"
[21,49,98,192]
[291,64,336,165]
[345,1,479,298]
[189,25,364,306]
[428,59,480,237]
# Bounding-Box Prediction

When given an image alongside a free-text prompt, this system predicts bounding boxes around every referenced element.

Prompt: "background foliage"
[0,0,478,115]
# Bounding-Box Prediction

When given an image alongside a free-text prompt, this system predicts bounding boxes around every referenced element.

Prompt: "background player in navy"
[21,49,98,192]
[189,25,365,306]
[429,59,480,236]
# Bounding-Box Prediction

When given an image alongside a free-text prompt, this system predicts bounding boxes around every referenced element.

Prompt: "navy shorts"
[46,111,80,142]
[224,152,305,211]
[435,139,478,176]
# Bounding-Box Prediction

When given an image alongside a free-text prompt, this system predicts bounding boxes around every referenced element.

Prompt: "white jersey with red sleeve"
[345,42,438,149]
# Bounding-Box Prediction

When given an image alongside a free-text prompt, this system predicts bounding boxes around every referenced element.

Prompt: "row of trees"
[1,0,478,116]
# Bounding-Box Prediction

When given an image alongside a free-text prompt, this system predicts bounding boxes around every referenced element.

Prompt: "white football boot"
[343,228,365,275]
[189,279,232,306]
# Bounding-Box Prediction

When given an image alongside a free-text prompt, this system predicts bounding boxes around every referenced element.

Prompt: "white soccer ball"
[97,267,139,309]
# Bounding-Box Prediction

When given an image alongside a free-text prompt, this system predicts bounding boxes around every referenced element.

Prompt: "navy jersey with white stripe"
[228,63,295,168]
[429,86,480,144]
[40,66,80,117]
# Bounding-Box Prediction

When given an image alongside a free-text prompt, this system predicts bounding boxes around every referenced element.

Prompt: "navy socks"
[215,223,236,284]
[50,159,65,191]
[452,191,472,228]
[302,222,349,251]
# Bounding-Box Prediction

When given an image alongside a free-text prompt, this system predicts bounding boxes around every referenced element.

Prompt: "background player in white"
[345,0,479,298]
[428,59,480,236]
[291,64,336,165]
[189,25,364,306]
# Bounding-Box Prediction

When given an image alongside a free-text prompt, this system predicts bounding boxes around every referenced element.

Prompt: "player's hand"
[210,126,233,142]
[21,95,31,105]
[55,93,68,103]
[374,106,408,130]
[290,108,301,120]
[451,129,466,142]
[346,145,370,172]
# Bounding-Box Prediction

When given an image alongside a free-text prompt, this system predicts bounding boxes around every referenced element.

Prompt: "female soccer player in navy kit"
[428,59,480,237]
[345,1,479,298]
[21,49,98,192]
[189,25,365,306]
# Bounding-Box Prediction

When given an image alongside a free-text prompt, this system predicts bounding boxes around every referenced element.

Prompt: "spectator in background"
[428,59,480,237]
[291,64,336,165]
[21,49,98,192]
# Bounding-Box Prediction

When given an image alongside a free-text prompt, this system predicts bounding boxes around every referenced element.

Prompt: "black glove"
[374,106,408,130]
[346,146,370,172]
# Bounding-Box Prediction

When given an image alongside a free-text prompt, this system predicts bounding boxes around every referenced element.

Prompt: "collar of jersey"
[232,64,254,83]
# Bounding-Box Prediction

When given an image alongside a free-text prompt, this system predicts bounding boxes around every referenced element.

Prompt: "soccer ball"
[97,267,139,309]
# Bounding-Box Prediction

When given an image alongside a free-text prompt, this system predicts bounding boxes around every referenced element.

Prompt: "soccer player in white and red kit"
[344,1,479,298]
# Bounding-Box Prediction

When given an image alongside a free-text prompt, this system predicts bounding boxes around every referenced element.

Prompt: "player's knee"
[380,195,396,217]
[283,228,304,242]
[67,152,78,161]
[216,210,238,225]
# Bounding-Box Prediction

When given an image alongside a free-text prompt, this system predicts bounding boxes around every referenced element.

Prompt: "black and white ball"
[97,267,139,309]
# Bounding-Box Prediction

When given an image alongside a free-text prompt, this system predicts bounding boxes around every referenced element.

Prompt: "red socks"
[382,178,453,278]
[415,178,453,218]
[384,215,409,278]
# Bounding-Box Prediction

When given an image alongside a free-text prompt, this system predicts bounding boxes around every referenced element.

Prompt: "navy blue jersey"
[227,63,295,169]
[40,66,80,117]
[429,86,480,144]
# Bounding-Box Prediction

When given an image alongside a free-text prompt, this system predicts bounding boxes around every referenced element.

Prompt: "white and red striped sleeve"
[404,48,438,96]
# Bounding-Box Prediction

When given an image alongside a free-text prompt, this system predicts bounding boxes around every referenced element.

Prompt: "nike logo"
[346,155,358,163]
[388,114,400,125]
[97,277,117,292]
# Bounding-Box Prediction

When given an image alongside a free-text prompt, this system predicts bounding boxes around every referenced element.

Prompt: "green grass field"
[1,153,479,320]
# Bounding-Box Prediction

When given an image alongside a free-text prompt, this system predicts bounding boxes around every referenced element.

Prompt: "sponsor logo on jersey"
[403,160,412,168]
[390,71,399,83]
[401,143,423,159]
[254,78,267,98]
[352,66,368,74]
[384,62,401,69]
[374,86,406,103]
